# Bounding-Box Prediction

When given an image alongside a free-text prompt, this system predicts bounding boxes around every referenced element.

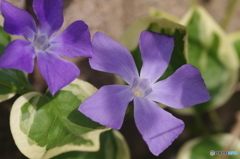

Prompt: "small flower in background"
[0,0,92,95]
[79,31,210,155]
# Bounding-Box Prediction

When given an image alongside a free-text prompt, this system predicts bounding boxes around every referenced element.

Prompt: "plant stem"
[220,0,240,30]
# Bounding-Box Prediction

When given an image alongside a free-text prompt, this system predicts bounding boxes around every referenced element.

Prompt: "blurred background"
[0,0,240,158]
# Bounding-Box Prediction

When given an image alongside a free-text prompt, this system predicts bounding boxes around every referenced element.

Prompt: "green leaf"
[176,134,240,159]
[0,24,10,56]
[0,69,32,102]
[0,86,15,102]
[229,31,240,61]
[190,138,222,159]
[10,79,109,159]
[52,130,130,159]
[173,5,239,114]
[119,16,187,80]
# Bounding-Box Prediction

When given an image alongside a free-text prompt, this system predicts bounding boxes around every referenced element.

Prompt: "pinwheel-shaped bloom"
[0,0,92,95]
[79,31,210,155]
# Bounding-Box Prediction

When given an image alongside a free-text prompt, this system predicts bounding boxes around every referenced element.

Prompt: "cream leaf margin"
[10,79,110,159]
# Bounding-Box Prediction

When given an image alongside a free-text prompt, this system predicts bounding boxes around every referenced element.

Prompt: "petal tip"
[49,87,59,96]
[147,123,184,156]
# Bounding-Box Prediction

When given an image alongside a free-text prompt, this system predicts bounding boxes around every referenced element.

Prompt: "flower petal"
[1,0,36,40]
[134,97,184,156]
[148,64,210,109]
[49,21,92,58]
[37,52,79,95]
[0,39,35,73]
[79,85,134,130]
[33,0,63,36]
[90,32,138,84]
[139,31,174,83]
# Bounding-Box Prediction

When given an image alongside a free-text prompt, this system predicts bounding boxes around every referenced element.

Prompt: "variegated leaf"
[52,130,130,159]
[229,31,240,62]
[149,8,179,23]
[0,68,29,102]
[176,133,240,159]
[10,79,109,159]
[173,5,239,114]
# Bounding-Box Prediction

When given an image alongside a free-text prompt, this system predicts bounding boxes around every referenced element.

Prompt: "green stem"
[220,0,240,30]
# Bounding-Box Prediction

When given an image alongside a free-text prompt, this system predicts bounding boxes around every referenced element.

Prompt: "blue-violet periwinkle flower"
[79,31,210,155]
[0,0,92,95]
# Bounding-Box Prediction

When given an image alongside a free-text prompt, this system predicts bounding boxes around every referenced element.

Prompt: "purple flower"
[79,31,210,155]
[0,0,92,95]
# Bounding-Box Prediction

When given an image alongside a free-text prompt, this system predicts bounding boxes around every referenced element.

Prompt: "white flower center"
[131,77,152,98]
[33,34,50,52]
